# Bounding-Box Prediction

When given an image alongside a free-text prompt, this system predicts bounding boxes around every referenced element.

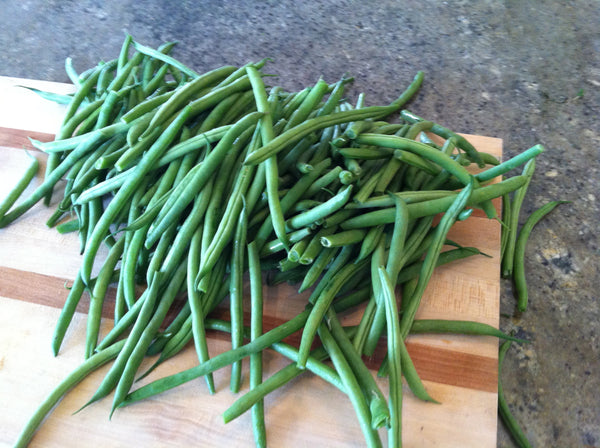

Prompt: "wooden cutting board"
[0,76,502,447]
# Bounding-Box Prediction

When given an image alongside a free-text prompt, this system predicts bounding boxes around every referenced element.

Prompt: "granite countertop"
[1,1,598,446]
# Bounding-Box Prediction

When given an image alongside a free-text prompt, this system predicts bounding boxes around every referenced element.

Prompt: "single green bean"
[13,340,125,448]
[476,145,543,183]
[513,200,568,311]
[377,267,403,447]
[340,175,528,229]
[0,152,39,217]
[410,319,528,343]
[502,159,536,278]
[401,109,484,167]
[229,203,247,393]
[498,341,533,448]
[286,185,353,230]
[248,241,267,447]
[320,229,366,248]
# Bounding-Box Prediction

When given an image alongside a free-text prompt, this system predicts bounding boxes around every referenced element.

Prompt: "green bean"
[353,238,386,355]
[298,246,337,293]
[145,112,261,250]
[404,120,434,141]
[0,152,39,218]
[247,67,290,251]
[42,64,104,204]
[394,149,441,176]
[149,65,237,128]
[377,267,403,446]
[355,134,471,185]
[393,215,435,268]
[513,200,568,311]
[0,134,103,228]
[105,52,143,93]
[374,157,403,194]
[201,254,232,316]
[224,346,331,424]
[121,89,176,124]
[281,88,310,119]
[142,62,171,96]
[85,236,125,358]
[195,165,255,286]
[356,225,385,262]
[160,181,215,279]
[13,340,126,448]
[206,319,346,391]
[326,307,390,429]
[245,106,403,166]
[400,109,484,167]
[248,241,267,447]
[303,166,343,198]
[94,89,123,130]
[252,158,331,249]
[410,319,528,343]
[94,284,148,353]
[502,159,537,278]
[316,76,350,117]
[80,270,165,410]
[51,273,86,356]
[187,225,216,393]
[55,218,79,234]
[109,262,188,414]
[317,323,383,448]
[298,225,337,264]
[142,312,193,372]
[74,136,126,184]
[340,175,528,229]
[286,185,352,230]
[115,125,164,172]
[349,190,455,209]
[63,57,80,87]
[297,259,368,368]
[259,227,312,258]
[278,133,318,174]
[145,222,179,284]
[476,145,543,183]
[186,74,252,119]
[320,229,366,248]
[285,79,330,130]
[77,125,220,205]
[18,85,73,106]
[229,203,247,393]
[157,125,230,166]
[500,193,512,260]
[120,309,312,406]
[287,236,310,262]
[364,196,409,354]
[399,179,474,339]
[373,123,405,135]
[498,341,533,448]
[132,40,201,78]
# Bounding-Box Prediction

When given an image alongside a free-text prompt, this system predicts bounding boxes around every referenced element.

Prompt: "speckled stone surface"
[1,1,598,446]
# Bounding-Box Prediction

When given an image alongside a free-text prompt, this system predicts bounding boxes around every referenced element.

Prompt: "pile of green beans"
[2,36,549,447]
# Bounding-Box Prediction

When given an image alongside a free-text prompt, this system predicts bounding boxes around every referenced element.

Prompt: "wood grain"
[0,76,503,447]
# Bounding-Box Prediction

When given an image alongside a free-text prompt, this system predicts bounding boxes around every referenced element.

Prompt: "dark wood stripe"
[1,266,497,392]
[0,126,54,150]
